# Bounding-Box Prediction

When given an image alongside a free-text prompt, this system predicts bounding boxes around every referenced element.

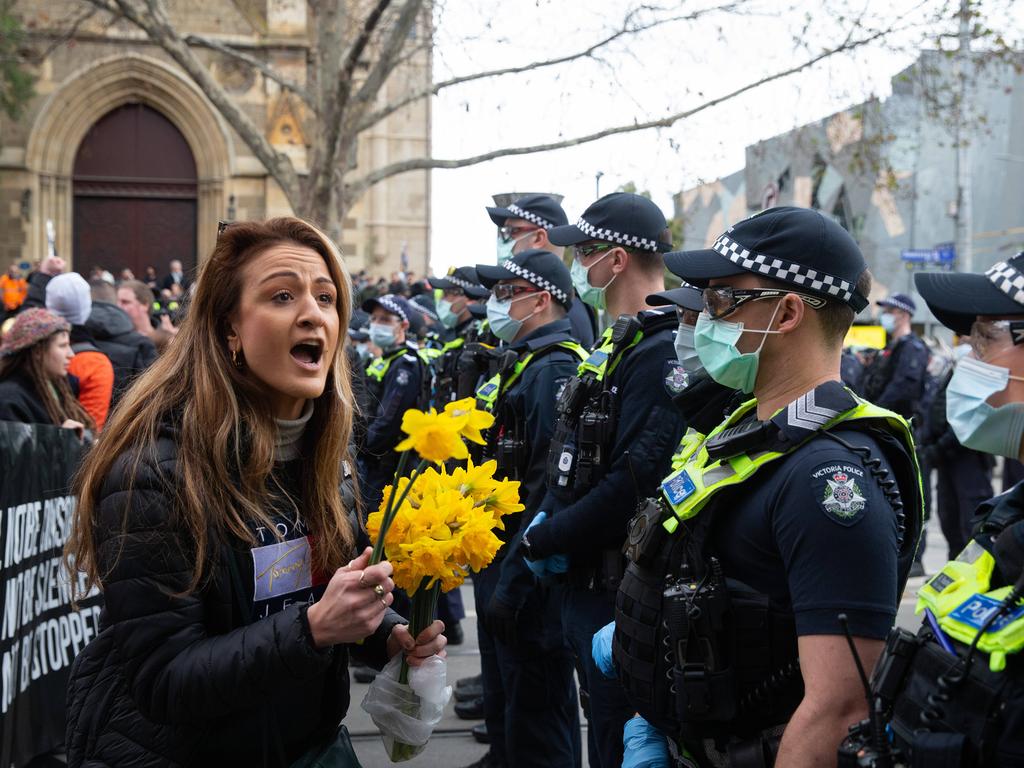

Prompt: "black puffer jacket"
[66,425,402,767]
[85,302,157,403]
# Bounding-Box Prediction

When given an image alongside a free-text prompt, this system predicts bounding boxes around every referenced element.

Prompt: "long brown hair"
[0,334,95,429]
[66,218,357,595]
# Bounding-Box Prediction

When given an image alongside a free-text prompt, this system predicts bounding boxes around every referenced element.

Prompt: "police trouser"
[933,451,993,560]
[437,588,465,628]
[562,585,633,768]
[475,563,581,768]
[473,563,508,765]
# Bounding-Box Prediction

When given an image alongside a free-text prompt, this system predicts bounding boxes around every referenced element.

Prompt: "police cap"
[476,248,573,309]
[430,266,489,299]
[665,207,869,312]
[548,192,672,253]
[916,251,1024,336]
[486,194,568,230]
[361,294,412,323]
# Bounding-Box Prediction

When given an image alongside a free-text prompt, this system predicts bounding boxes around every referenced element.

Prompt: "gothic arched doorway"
[72,103,198,280]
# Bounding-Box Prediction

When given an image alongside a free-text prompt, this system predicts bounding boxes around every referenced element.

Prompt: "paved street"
[349,509,953,767]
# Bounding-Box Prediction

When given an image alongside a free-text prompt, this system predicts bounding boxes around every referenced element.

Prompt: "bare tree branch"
[345,28,889,197]
[301,0,394,220]
[184,33,314,108]
[357,0,750,132]
[83,0,301,208]
[26,6,100,61]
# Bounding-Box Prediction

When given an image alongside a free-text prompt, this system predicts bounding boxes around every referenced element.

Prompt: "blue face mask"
[693,302,782,393]
[486,294,536,342]
[437,298,460,329]
[674,323,701,372]
[355,342,371,362]
[570,252,616,310]
[369,322,397,350]
[946,356,1024,458]
[879,313,896,333]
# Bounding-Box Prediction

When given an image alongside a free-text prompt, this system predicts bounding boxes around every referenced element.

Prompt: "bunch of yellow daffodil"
[366,459,522,594]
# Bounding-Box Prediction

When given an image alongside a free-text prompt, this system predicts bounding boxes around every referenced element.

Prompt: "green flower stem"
[370,457,429,564]
[390,580,443,761]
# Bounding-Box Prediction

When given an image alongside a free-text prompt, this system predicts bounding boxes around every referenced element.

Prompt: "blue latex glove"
[592,621,616,678]
[522,512,569,578]
[622,716,671,768]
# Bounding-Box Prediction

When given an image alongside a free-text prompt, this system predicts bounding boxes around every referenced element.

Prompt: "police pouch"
[664,559,738,722]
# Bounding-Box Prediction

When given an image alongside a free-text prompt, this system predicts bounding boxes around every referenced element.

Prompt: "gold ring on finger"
[373,584,386,598]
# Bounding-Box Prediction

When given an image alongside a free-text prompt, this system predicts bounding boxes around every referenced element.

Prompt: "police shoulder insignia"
[395,369,410,386]
[663,362,689,395]
[812,461,867,526]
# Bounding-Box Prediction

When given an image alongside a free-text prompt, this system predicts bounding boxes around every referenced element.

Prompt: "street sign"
[900,244,956,265]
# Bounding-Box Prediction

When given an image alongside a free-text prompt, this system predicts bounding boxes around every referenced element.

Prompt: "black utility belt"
[556,549,625,592]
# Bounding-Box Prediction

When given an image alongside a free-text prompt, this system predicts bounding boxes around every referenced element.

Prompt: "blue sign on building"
[900,243,956,265]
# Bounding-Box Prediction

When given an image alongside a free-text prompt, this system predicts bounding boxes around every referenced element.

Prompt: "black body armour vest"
[612,382,923,754]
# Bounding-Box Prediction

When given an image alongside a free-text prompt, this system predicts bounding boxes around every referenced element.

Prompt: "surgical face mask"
[437,298,460,329]
[879,313,896,333]
[570,252,616,310]
[946,356,1024,458]
[693,302,783,393]
[674,323,701,372]
[369,322,397,350]
[355,342,371,361]
[486,293,537,342]
[496,232,534,262]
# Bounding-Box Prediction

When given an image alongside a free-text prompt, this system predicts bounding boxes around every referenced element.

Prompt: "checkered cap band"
[444,275,478,292]
[712,234,855,304]
[507,204,553,230]
[378,296,408,322]
[500,259,568,304]
[986,260,1024,305]
[881,297,915,314]
[575,217,659,253]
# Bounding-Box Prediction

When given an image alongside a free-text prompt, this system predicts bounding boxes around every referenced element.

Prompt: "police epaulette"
[638,308,678,332]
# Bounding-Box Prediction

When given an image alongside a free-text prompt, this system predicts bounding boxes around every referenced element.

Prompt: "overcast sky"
[426,0,1023,275]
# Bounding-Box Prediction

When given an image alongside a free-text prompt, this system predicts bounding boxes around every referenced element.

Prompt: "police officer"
[472,248,586,768]
[516,192,688,768]
[487,193,597,347]
[432,266,490,342]
[356,293,423,511]
[862,293,930,419]
[613,207,923,766]
[842,252,1024,767]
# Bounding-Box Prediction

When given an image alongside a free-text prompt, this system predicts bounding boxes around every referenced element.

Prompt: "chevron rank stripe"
[986,260,1024,305]
[500,259,568,304]
[507,204,554,230]
[787,390,840,431]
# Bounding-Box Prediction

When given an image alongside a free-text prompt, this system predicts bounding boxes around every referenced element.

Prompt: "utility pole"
[954,0,973,273]
[595,171,604,199]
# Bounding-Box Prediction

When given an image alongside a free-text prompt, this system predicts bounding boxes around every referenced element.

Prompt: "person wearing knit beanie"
[45,272,115,429]
[46,272,93,326]
[0,307,94,434]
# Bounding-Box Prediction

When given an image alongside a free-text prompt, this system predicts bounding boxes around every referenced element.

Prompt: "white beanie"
[46,272,92,326]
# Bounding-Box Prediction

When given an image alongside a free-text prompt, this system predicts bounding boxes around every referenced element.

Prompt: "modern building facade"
[675,51,1024,318]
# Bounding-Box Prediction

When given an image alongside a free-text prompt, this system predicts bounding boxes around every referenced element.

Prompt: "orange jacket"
[0,274,27,311]
[69,350,114,431]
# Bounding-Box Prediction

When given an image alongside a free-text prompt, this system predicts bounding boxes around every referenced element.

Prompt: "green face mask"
[570,252,616,310]
[693,302,783,393]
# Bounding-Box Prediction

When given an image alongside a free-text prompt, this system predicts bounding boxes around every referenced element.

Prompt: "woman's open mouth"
[289,340,324,371]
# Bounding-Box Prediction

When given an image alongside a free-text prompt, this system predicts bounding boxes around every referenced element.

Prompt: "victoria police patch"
[663,362,689,395]
[812,462,867,526]
[396,369,410,386]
